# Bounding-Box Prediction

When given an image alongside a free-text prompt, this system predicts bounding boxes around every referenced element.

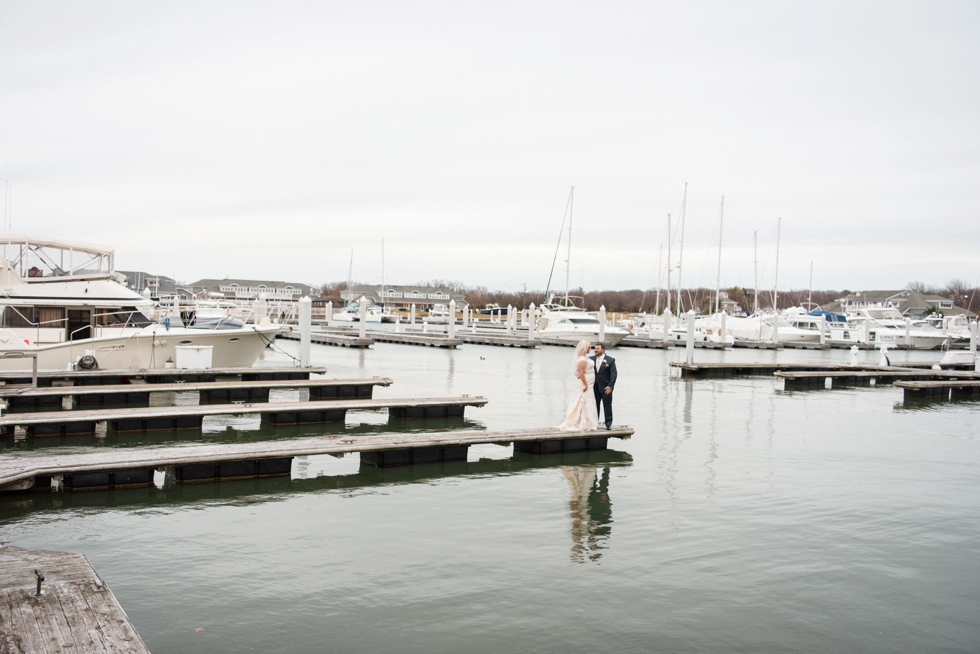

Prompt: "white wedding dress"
[557,356,599,431]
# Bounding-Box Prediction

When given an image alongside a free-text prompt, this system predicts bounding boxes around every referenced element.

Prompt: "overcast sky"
[1,1,978,293]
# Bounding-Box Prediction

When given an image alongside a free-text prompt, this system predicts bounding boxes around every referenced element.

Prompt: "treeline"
[313,279,979,314]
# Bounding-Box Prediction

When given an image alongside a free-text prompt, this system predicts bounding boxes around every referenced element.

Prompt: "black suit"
[589,354,617,428]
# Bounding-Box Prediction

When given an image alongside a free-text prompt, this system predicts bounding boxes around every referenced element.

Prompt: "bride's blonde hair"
[575,340,592,357]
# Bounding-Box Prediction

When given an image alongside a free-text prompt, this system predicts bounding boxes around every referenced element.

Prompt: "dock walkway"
[894,379,980,401]
[0,377,393,411]
[278,331,374,348]
[1,396,487,437]
[0,366,327,387]
[0,426,634,490]
[0,545,148,653]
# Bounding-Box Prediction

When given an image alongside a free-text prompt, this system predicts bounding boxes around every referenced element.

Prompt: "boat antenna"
[544,186,573,299]
[676,182,687,313]
[715,195,724,314]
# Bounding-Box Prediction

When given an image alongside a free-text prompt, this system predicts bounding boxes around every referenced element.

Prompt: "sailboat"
[537,187,629,346]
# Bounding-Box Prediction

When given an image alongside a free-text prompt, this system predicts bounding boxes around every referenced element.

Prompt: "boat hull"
[0,324,281,371]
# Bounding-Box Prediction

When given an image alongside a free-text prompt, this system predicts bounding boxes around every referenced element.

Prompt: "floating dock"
[0,426,634,491]
[0,396,487,438]
[0,366,327,387]
[670,361,978,378]
[458,334,539,348]
[0,377,393,412]
[278,331,374,348]
[363,332,459,348]
[774,369,955,390]
[0,545,149,653]
[894,379,980,402]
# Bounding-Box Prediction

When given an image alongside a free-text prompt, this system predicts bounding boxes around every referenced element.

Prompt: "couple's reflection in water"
[562,466,612,563]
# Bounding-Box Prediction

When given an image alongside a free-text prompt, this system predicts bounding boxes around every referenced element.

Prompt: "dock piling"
[686,310,695,364]
[448,300,456,341]
[529,303,536,341]
[599,305,606,345]
[358,297,367,340]
[299,296,312,368]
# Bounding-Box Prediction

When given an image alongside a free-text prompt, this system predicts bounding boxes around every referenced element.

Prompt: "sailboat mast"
[565,186,574,301]
[345,249,353,304]
[676,182,687,313]
[665,214,672,313]
[715,195,724,314]
[753,230,759,313]
[655,242,663,315]
[808,260,813,308]
[773,217,782,313]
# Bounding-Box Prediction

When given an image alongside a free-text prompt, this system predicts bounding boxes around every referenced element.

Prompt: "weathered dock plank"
[671,361,979,379]
[0,545,149,653]
[0,366,328,387]
[367,332,460,348]
[0,426,634,489]
[0,377,394,411]
[0,396,488,437]
[895,379,980,402]
[278,332,374,348]
[458,334,539,348]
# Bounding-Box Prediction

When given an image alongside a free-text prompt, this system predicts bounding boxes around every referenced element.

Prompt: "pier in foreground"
[0,545,149,653]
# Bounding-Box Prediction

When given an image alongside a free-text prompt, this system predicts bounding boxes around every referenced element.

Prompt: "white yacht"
[0,236,281,371]
[725,312,821,344]
[536,295,630,346]
[845,307,948,349]
[427,303,452,324]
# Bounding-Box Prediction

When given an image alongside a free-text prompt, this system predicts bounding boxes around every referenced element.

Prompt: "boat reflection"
[563,465,613,563]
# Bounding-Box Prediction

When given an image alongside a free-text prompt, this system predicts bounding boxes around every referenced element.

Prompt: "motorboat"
[846,308,948,349]
[725,312,821,344]
[536,295,630,346]
[0,236,281,371]
[427,303,453,324]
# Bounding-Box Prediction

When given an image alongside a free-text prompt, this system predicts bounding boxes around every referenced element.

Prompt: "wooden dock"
[670,361,979,379]
[0,366,327,387]
[894,379,980,402]
[0,426,634,490]
[774,369,951,390]
[278,331,374,348]
[0,396,488,437]
[458,334,538,348]
[365,332,460,348]
[0,377,393,411]
[0,545,149,653]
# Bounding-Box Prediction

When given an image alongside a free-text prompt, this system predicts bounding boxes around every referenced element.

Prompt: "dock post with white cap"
[686,310,695,364]
[448,300,456,341]
[299,296,312,368]
[663,308,672,346]
[599,305,606,345]
[358,297,368,340]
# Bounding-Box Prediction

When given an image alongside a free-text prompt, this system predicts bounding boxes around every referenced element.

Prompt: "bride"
[557,340,599,431]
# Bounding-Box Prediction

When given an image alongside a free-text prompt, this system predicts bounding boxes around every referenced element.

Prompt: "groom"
[590,343,617,430]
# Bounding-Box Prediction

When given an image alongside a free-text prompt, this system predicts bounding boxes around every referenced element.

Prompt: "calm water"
[1,342,978,653]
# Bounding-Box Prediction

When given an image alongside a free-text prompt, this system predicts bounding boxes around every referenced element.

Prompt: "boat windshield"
[567,318,599,325]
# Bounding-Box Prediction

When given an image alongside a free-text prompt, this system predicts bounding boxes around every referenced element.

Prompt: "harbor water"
[1,342,978,653]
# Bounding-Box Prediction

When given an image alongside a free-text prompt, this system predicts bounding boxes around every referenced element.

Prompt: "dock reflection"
[0,449,632,522]
[563,466,613,563]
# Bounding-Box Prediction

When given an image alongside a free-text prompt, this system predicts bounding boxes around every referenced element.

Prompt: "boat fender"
[77,354,100,371]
